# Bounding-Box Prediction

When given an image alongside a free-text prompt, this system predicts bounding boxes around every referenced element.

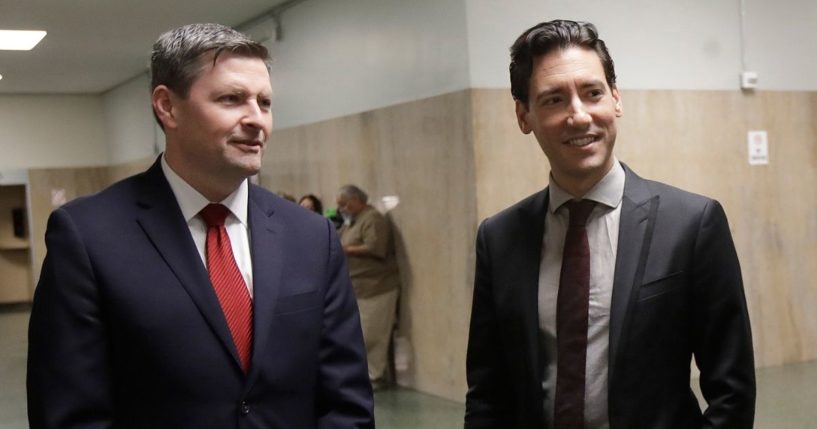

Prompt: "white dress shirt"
[161,156,254,298]
[538,160,625,429]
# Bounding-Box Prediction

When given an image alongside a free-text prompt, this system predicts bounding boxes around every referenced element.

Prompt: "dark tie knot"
[200,203,231,227]
[565,199,596,227]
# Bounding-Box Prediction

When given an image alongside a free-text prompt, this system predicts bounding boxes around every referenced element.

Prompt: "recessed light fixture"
[0,30,47,50]
[0,74,3,81]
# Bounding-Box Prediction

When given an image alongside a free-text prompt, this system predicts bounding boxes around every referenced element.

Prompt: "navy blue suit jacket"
[28,158,374,428]
[465,164,755,428]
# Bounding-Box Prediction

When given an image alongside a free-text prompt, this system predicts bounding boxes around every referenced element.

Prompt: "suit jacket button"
[240,401,250,415]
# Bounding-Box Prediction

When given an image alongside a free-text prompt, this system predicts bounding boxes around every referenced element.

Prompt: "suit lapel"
[245,187,284,386]
[608,165,658,382]
[516,190,549,386]
[134,160,243,371]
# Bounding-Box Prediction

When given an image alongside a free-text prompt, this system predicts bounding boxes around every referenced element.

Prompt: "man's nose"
[241,101,268,130]
[566,98,591,127]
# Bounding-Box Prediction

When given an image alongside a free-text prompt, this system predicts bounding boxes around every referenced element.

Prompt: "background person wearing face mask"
[337,185,401,389]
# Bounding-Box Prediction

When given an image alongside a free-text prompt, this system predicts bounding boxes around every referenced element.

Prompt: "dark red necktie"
[200,203,253,373]
[554,199,596,429]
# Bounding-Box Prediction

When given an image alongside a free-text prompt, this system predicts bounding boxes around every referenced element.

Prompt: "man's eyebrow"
[532,78,608,101]
[533,87,564,102]
[215,85,273,96]
[214,85,246,94]
[579,79,607,89]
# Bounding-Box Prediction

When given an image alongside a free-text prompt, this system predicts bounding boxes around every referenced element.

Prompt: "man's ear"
[152,85,178,130]
[515,100,532,134]
[612,86,623,117]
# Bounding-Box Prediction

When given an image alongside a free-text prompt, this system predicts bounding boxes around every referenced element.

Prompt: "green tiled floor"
[4,306,817,428]
[0,307,27,429]
[375,387,464,428]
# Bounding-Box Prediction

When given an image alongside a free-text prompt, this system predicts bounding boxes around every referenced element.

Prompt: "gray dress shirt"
[538,161,625,429]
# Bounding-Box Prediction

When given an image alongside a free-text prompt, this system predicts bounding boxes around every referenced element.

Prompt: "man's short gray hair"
[339,185,368,204]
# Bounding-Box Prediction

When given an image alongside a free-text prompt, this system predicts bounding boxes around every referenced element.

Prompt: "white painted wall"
[466,0,817,91]
[102,73,162,164]
[268,0,470,129]
[0,95,108,169]
[743,0,817,90]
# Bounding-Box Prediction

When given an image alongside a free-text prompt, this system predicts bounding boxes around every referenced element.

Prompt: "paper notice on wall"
[748,130,769,165]
[51,188,67,207]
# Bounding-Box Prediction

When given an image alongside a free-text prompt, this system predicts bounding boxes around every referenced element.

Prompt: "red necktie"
[554,199,596,429]
[200,203,253,373]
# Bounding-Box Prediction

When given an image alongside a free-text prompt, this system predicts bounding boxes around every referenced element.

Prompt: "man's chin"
[242,166,262,178]
[230,156,263,176]
[223,164,261,183]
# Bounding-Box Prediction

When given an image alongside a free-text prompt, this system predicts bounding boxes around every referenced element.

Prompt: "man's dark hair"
[150,23,269,127]
[509,20,616,106]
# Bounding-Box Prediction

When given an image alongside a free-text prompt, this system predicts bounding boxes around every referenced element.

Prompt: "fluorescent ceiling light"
[0,30,47,50]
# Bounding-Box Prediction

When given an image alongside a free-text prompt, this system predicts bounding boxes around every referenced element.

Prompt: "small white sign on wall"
[748,130,769,165]
[51,188,67,207]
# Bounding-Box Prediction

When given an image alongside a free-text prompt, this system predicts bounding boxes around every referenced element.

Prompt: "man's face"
[515,46,622,191]
[164,52,273,185]
[336,195,363,217]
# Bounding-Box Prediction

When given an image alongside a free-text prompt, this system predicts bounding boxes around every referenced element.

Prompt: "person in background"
[337,185,401,390]
[299,194,324,215]
[465,19,754,429]
[28,23,373,429]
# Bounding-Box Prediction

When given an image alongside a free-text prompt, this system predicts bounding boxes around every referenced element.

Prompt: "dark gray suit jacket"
[28,158,374,428]
[465,164,755,428]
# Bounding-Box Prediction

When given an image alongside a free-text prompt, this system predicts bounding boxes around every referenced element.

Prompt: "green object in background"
[324,207,344,230]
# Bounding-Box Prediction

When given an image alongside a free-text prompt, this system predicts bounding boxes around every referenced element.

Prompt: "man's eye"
[220,94,241,103]
[259,98,272,109]
[542,96,562,106]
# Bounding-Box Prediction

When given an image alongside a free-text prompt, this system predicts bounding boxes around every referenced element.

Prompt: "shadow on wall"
[386,210,415,386]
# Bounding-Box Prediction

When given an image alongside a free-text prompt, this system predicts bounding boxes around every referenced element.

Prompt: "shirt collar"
[160,155,249,226]
[349,205,373,225]
[548,158,625,213]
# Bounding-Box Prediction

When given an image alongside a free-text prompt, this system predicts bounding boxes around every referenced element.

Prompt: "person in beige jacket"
[337,185,401,389]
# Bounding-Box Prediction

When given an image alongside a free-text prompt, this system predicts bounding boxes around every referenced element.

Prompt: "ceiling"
[0,0,290,94]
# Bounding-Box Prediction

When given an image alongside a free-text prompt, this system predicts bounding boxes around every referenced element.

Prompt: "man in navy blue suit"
[27,23,373,428]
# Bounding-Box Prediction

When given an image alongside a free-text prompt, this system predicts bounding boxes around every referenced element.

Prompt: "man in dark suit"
[465,20,755,428]
[27,23,373,428]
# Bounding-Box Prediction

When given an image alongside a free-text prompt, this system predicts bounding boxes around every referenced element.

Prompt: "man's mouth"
[231,138,264,148]
[565,135,598,147]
